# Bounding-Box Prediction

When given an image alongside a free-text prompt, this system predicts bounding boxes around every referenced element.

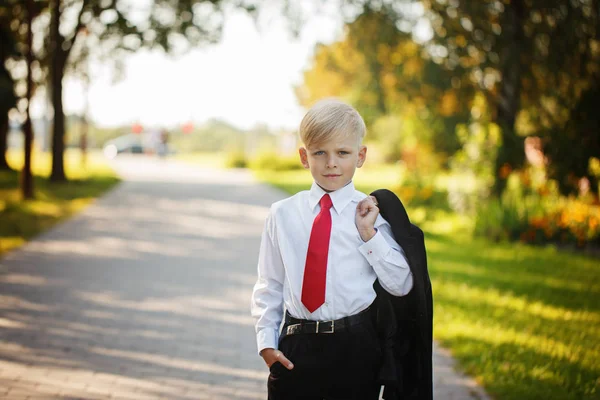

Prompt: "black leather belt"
[283,307,372,336]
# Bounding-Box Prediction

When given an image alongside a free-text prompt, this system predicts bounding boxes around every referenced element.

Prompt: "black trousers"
[267,318,382,400]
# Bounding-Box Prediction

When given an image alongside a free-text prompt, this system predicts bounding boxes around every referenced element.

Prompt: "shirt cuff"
[358,229,390,265]
[257,328,279,355]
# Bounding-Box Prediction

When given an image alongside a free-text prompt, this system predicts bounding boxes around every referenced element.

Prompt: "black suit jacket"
[370,189,433,400]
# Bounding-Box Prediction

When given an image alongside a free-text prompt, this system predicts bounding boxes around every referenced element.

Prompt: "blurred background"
[1,0,599,399]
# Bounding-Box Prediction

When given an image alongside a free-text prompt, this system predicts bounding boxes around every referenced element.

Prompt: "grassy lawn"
[0,149,120,256]
[254,168,600,400]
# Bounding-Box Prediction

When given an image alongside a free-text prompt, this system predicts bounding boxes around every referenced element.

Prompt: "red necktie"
[301,194,333,313]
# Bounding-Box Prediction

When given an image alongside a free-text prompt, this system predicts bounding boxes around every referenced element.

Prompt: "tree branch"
[64,0,90,60]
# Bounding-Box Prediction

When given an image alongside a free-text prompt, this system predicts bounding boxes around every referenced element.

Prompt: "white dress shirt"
[251,181,413,354]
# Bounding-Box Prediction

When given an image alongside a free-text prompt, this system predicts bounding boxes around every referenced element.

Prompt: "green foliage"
[475,171,549,242]
[248,151,302,172]
[296,7,465,166]
[475,170,600,248]
[474,196,528,242]
[448,118,502,213]
[545,83,600,196]
[393,176,449,212]
[301,0,600,197]
[422,0,600,195]
[3,0,259,182]
[224,150,247,169]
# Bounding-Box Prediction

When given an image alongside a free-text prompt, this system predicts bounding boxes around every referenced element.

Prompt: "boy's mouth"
[324,174,340,178]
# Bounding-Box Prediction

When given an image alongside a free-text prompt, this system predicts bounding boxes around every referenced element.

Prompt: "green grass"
[255,168,600,400]
[0,149,120,256]
[430,235,599,399]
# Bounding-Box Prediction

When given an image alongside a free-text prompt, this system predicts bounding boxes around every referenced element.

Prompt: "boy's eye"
[314,151,325,155]
[339,151,350,155]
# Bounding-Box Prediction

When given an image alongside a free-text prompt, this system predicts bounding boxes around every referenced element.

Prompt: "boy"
[251,98,413,399]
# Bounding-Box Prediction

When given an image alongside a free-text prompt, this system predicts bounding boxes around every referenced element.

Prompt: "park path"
[0,155,490,399]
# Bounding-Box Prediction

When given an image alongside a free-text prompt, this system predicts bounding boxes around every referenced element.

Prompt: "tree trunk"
[21,0,35,199]
[0,112,11,170]
[493,0,526,196]
[50,0,67,182]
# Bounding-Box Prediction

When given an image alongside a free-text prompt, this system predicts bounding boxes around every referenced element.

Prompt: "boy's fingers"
[357,200,378,216]
[280,352,295,370]
[276,351,294,370]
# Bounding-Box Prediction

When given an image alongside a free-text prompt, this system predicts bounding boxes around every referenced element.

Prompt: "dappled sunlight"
[436,313,586,365]
[75,291,255,326]
[434,279,600,324]
[435,324,599,396]
[0,159,276,398]
[433,257,600,295]
[432,277,599,397]
[0,294,57,312]
[23,238,143,260]
[90,347,265,381]
[0,317,27,329]
[0,273,59,286]
[427,233,599,319]
[0,359,266,399]
[0,274,267,397]
[86,193,268,240]
[426,228,599,398]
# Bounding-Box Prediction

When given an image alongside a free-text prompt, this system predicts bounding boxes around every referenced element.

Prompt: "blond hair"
[299,98,366,148]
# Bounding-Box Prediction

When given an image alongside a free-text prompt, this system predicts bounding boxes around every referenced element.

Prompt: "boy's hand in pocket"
[260,348,294,370]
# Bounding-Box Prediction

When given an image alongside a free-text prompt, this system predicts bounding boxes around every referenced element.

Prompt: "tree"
[545,76,600,195]
[0,25,18,171]
[420,0,599,195]
[34,0,256,181]
[1,0,46,198]
[296,5,465,163]
[22,0,36,198]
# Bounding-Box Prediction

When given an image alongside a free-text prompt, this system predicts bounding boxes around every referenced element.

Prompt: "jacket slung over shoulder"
[370,188,433,400]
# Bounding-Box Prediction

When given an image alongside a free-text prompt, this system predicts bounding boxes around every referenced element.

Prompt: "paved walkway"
[0,156,490,399]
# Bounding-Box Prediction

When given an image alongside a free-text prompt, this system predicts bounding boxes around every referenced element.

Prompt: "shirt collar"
[308,181,356,214]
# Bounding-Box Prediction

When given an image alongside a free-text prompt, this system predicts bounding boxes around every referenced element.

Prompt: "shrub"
[225,151,248,169]
[474,171,600,247]
[248,151,302,172]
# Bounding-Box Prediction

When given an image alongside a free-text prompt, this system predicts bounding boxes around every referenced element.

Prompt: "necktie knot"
[320,194,333,211]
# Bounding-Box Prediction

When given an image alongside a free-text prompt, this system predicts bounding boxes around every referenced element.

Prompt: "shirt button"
[368,250,373,254]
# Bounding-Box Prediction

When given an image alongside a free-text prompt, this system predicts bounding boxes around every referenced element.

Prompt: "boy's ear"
[357,145,367,168]
[299,147,310,169]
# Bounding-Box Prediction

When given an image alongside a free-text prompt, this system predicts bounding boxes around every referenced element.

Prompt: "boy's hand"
[356,196,379,242]
[261,348,294,370]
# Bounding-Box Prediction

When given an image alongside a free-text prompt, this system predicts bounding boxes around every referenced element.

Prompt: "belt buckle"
[286,323,300,336]
[316,320,335,334]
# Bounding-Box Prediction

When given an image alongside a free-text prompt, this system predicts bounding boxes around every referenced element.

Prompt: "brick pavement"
[0,156,490,399]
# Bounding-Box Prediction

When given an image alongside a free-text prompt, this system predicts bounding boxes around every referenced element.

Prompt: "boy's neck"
[315,181,353,193]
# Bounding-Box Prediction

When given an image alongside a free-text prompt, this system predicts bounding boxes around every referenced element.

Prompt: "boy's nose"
[326,157,337,168]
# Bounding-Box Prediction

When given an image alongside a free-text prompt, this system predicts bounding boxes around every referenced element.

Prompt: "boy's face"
[299,133,367,192]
